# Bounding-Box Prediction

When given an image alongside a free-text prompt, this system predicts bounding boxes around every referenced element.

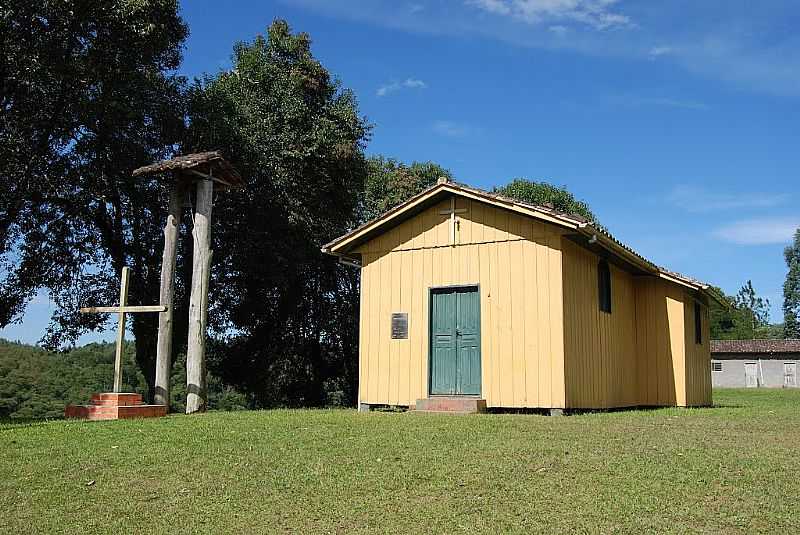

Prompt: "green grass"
[2,389,799,534]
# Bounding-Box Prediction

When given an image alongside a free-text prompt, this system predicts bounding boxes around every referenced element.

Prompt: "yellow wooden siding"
[356,196,566,408]
[634,279,679,406]
[683,299,712,406]
[632,278,713,407]
[561,239,639,408]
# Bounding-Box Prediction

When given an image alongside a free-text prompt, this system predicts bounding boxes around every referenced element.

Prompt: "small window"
[694,302,702,344]
[712,362,722,372]
[598,260,611,313]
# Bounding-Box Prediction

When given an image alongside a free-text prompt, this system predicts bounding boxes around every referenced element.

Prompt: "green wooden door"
[430,287,481,396]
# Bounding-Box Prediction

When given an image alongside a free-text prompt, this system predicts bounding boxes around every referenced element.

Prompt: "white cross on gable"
[439,197,468,246]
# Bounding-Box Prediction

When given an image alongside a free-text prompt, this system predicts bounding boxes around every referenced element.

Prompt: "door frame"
[427,284,481,398]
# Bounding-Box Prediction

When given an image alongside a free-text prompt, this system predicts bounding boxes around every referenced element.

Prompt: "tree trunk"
[186,178,213,414]
[154,181,184,408]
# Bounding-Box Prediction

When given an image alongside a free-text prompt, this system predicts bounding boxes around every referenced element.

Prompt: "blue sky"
[3,0,799,344]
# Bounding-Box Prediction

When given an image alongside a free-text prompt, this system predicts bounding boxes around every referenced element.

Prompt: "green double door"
[429,287,481,396]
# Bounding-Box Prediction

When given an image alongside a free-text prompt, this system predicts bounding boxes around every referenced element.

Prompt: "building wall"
[711,357,800,388]
[634,279,711,407]
[561,239,639,408]
[356,195,566,408]
[561,242,712,409]
[683,297,712,406]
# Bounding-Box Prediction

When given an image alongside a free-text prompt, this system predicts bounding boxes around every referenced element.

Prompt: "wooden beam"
[186,169,234,188]
[155,181,184,408]
[79,305,167,313]
[185,177,213,414]
[113,267,130,393]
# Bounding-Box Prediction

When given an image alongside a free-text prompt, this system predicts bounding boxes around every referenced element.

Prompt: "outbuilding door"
[744,362,758,388]
[785,363,797,388]
[429,286,481,396]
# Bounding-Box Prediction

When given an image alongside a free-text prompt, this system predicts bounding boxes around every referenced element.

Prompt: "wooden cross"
[79,267,166,392]
[439,196,468,246]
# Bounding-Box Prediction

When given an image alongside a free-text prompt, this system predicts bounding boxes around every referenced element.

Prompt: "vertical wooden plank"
[523,239,539,406]
[536,237,551,407]
[459,198,472,245]
[421,247,433,398]
[509,228,526,407]
[497,240,514,406]
[359,256,370,404]
[398,250,412,405]
[548,236,565,408]
[409,251,422,405]
[389,251,401,405]
[472,201,485,244]
[113,266,130,394]
[479,244,493,404]
[378,238,392,404]
[647,282,659,405]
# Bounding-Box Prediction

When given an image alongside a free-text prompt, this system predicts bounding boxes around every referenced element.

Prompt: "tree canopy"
[362,156,453,222]
[0,0,189,398]
[183,20,370,407]
[784,228,800,338]
[709,281,776,340]
[493,179,599,225]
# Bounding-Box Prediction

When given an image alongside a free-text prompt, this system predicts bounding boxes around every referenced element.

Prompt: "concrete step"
[414,397,487,413]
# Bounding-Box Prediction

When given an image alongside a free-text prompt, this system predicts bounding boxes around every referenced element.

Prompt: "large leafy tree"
[0,1,189,397]
[362,156,453,222]
[184,20,370,407]
[784,229,800,338]
[493,178,599,224]
[710,281,774,340]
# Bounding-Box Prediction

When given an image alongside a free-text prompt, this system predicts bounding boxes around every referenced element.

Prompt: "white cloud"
[468,0,632,30]
[432,120,478,137]
[712,217,800,245]
[470,0,511,15]
[287,0,800,97]
[376,77,428,97]
[648,45,673,59]
[548,25,569,36]
[611,95,709,111]
[668,186,790,213]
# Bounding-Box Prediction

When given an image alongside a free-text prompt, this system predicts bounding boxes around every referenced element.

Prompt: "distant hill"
[0,339,146,419]
[0,339,249,419]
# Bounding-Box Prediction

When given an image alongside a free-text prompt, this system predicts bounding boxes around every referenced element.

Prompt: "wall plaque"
[391,312,408,339]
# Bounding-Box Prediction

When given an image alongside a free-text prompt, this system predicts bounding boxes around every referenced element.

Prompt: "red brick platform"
[65,393,167,421]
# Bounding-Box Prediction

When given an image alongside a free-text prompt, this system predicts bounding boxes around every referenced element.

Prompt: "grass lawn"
[2,389,799,534]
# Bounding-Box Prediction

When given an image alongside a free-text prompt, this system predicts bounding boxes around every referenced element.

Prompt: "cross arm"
[80,305,168,314]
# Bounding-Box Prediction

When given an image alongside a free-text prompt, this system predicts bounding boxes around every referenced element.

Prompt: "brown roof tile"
[711,339,800,354]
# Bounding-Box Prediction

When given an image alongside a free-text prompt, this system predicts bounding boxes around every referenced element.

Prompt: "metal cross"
[79,266,166,392]
[439,196,468,246]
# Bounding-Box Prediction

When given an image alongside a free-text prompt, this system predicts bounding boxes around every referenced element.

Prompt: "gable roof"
[323,178,714,298]
[133,151,245,189]
[711,339,800,355]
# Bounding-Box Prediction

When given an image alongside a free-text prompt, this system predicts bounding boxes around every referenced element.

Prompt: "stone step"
[414,397,487,413]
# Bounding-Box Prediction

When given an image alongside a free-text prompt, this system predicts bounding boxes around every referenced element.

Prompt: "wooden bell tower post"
[133,152,244,413]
